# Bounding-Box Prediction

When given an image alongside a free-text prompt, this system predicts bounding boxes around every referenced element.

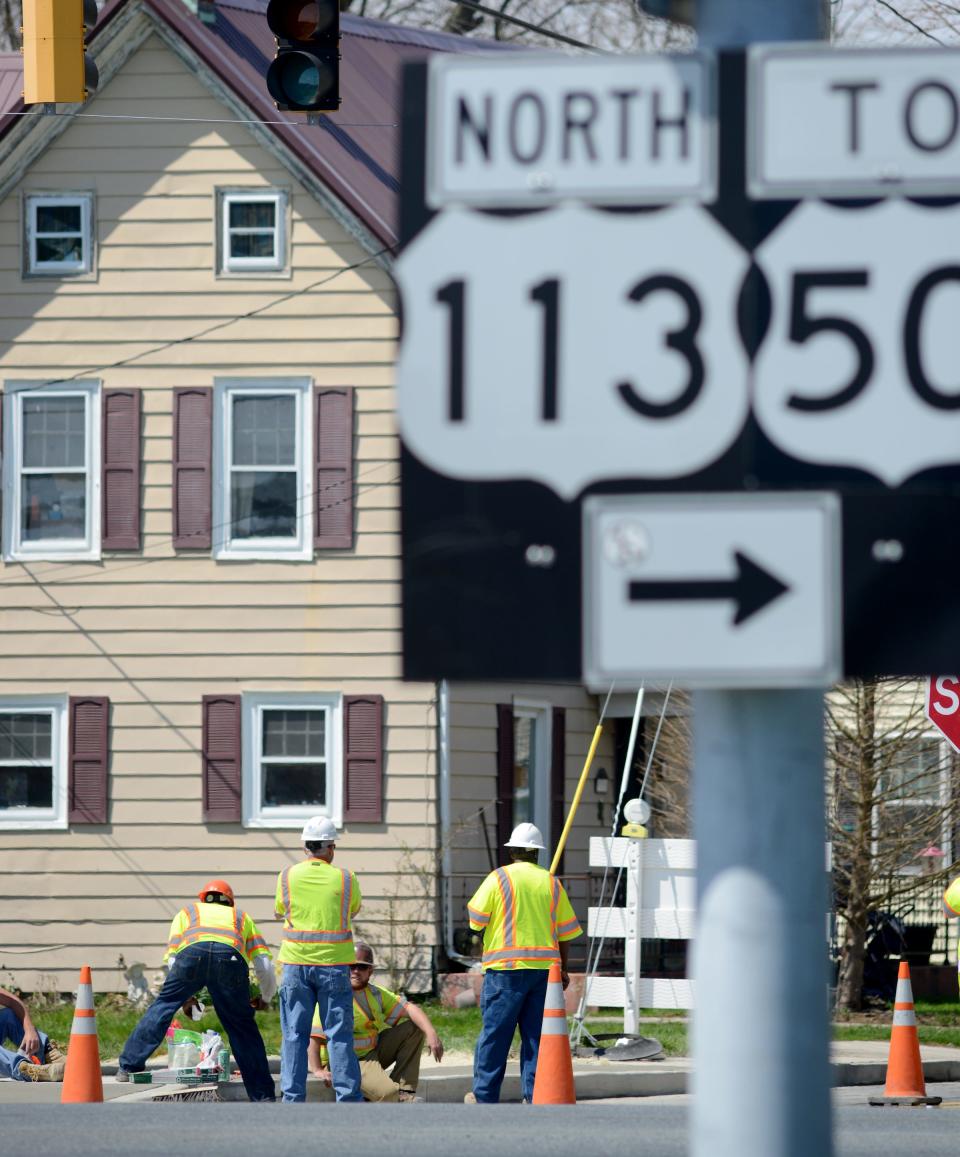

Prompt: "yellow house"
[0,0,634,996]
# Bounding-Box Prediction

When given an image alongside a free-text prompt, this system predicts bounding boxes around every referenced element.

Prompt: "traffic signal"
[22,0,99,105]
[266,0,340,114]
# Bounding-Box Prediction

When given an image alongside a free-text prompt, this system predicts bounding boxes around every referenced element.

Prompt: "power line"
[441,0,602,51]
[3,108,398,127]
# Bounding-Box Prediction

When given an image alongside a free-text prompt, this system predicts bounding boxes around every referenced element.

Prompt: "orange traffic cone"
[531,962,575,1105]
[61,965,104,1103]
[868,961,941,1107]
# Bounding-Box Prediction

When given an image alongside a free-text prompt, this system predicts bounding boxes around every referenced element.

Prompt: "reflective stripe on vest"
[176,904,245,953]
[481,946,560,965]
[495,868,516,947]
[281,864,353,944]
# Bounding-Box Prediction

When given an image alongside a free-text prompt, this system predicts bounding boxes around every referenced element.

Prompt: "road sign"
[749,46,960,198]
[582,494,841,687]
[397,49,960,683]
[427,53,715,208]
[926,676,960,753]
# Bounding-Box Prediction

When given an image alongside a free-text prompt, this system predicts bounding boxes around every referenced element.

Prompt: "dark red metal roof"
[0,1,511,247]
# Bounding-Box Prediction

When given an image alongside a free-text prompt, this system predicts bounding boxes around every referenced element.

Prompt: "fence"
[584,836,696,1032]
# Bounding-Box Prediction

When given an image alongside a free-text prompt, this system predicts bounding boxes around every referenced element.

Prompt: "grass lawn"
[30,998,960,1062]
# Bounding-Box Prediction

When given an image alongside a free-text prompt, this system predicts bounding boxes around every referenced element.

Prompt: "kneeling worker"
[118,879,277,1102]
[308,940,443,1101]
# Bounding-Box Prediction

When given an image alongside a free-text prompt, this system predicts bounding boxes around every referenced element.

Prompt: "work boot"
[398,1090,423,1102]
[44,1038,66,1063]
[20,1059,66,1082]
[463,1091,477,1104]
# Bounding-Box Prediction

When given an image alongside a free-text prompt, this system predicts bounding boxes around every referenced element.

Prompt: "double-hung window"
[25,194,93,276]
[213,378,312,559]
[242,692,342,828]
[2,380,101,561]
[875,736,950,872]
[0,697,68,830]
[218,190,287,274]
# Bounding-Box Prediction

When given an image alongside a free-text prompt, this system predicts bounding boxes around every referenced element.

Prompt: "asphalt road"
[5,1090,960,1157]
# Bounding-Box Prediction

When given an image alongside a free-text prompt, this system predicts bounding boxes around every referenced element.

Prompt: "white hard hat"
[504,822,545,850]
[301,816,337,843]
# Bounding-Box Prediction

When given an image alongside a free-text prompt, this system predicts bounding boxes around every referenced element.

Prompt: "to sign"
[750,47,960,197]
[926,676,960,752]
[427,53,715,207]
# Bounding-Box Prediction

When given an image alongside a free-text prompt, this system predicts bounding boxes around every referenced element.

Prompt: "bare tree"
[1,0,20,52]
[828,678,959,1011]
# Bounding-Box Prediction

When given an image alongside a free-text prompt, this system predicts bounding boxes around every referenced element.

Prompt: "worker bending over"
[0,987,66,1082]
[309,939,444,1101]
[467,823,582,1104]
[117,879,276,1101]
[276,815,363,1103]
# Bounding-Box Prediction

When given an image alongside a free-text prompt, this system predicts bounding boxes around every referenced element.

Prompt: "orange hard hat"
[198,878,235,903]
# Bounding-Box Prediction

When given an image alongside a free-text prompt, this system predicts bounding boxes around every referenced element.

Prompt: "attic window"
[219,190,288,274]
[26,194,93,276]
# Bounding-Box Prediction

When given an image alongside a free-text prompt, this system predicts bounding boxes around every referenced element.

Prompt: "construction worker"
[117,879,276,1102]
[308,939,444,1101]
[275,815,363,1103]
[0,987,66,1082]
[466,822,582,1104]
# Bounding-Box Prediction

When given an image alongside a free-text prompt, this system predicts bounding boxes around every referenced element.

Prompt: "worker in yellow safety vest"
[308,939,444,1101]
[275,815,363,1102]
[117,878,276,1101]
[466,822,582,1104]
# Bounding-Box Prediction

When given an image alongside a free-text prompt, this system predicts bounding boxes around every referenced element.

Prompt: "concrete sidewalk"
[4,1040,960,1104]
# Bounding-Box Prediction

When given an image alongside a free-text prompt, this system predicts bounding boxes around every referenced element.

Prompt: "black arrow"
[628,551,790,626]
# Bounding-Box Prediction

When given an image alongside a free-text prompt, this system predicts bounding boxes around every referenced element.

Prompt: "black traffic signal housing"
[266,0,340,114]
[22,0,99,105]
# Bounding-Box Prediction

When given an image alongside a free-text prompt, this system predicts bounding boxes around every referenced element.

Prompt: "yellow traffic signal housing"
[22,0,99,105]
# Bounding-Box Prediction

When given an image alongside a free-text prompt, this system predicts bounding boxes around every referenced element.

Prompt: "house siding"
[0,35,438,992]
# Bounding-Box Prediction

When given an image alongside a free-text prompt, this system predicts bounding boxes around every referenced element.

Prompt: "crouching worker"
[0,987,66,1082]
[308,941,443,1102]
[117,879,277,1101]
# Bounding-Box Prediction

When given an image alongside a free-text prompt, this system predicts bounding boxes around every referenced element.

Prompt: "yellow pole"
[550,721,604,875]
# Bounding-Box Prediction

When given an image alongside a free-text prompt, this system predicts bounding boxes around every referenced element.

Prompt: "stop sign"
[926,676,960,753]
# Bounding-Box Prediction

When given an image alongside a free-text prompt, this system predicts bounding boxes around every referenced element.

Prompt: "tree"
[827,678,960,1011]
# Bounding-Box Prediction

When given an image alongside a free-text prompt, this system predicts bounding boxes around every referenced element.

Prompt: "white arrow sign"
[582,493,842,688]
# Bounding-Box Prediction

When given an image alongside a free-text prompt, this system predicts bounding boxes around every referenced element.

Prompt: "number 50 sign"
[927,676,960,753]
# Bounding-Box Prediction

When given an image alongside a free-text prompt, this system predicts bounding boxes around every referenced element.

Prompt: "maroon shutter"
[343,694,383,822]
[314,387,354,550]
[496,704,514,851]
[101,388,141,550]
[69,696,109,825]
[173,387,212,549]
[551,707,566,875]
[202,694,241,822]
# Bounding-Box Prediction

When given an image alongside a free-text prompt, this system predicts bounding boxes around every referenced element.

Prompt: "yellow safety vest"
[165,902,270,965]
[310,983,408,1060]
[275,857,361,966]
[467,861,582,971]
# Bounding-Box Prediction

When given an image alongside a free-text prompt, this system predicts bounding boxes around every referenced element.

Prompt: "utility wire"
[7,245,395,397]
[441,0,601,51]
[3,108,398,127]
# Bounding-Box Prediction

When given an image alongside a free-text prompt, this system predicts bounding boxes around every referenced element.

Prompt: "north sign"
[426,53,715,207]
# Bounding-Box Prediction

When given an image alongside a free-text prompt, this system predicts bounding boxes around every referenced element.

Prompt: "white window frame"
[0,695,68,831]
[2,380,102,562]
[25,193,94,276]
[872,732,951,876]
[213,377,313,561]
[218,190,288,274]
[242,692,343,829]
[512,699,553,854]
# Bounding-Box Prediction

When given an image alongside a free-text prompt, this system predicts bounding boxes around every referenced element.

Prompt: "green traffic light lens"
[274,52,334,107]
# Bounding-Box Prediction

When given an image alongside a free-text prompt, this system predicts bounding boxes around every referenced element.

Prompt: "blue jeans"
[119,942,275,1102]
[0,1006,50,1081]
[279,964,361,1103]
[473,968,549,1103]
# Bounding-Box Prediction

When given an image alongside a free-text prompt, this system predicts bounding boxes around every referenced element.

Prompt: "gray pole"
[690,4,831,1157]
